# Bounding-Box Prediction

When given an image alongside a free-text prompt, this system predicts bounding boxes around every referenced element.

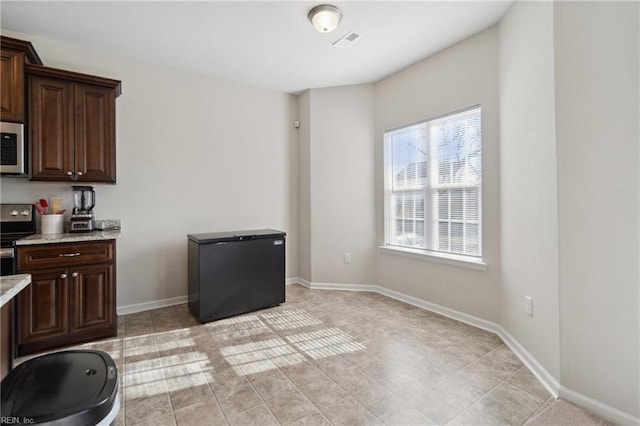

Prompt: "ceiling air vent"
[332,31,361,49]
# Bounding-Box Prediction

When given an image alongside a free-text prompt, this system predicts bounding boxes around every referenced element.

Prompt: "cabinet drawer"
[17,241,114,270]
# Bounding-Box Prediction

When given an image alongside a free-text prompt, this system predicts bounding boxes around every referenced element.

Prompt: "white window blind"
[384,106,482,258]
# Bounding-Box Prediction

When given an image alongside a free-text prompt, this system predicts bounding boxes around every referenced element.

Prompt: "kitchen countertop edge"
[16,230,122,246]
[0,274,31,307]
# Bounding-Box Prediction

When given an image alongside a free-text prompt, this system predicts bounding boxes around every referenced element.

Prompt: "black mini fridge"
[187,229,286,323]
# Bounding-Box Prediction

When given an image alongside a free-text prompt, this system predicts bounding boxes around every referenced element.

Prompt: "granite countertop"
[0,274,31,307]
[16,230,122,246]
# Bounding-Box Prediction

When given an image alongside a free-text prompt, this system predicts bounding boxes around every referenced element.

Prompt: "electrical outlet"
[343,253,351,264]
[525,296,533,316]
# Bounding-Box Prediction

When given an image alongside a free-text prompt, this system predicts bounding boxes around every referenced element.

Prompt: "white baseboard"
[307,281,378,292]
[497,327,560,399]
[292,279,498,335]
[290,278,499,334]
[119,277,299,315]
[293,277,311,288]
[286,277,301,286]
[559,386,640,425]
[376,285,501,335]
[288,277,639,425]
[117,295,187,315]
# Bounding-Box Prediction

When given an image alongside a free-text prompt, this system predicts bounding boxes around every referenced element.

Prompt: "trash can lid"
[1,350,119,425]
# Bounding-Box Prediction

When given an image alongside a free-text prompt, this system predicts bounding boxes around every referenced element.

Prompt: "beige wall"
[554,1,639,417]
[374,27,501,323]
[299,85,377,284]
[0,30,299,309]
[498,2,560,378]
[297,91,312,281]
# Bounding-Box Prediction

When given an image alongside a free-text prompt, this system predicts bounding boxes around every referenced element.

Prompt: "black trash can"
[1,350,119,426]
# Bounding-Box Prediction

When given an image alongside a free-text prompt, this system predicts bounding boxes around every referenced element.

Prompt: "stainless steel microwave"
[0,122,26,175]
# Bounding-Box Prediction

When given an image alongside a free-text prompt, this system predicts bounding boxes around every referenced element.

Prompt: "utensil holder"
[41,214,64,235]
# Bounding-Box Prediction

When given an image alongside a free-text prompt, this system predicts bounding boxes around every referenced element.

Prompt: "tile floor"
[19,285,556,425]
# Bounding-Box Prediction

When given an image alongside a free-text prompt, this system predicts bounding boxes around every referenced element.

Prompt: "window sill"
[379,245,487,271]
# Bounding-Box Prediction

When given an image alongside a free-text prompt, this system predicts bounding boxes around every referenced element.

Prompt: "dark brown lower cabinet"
[70,264,114,334]
[1,300,13,380]
[18,270,69,347]
[16,240,116,355]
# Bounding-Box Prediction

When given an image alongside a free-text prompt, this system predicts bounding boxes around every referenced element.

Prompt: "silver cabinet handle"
[71,272,78,278]
[59,252,81,257]
[61,273,67,279]
[77,171,83,176]
[66,171,73,176]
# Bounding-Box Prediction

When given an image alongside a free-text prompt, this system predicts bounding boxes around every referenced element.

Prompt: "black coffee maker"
[70,186,96,233]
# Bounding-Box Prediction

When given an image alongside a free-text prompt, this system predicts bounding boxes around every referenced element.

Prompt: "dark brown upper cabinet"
[27,65,121,183]
[0,36,42,123]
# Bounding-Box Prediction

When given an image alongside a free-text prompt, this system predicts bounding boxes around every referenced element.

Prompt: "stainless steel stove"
[0,204,36,276]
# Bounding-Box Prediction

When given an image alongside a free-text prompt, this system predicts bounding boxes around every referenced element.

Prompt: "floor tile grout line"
[348,334,484,420]
[351,318,521,424]
[203,364,238,425]
[264,307,378,425]
[444,363,538,425]
[279,356,370,425]
[212,315,330,425]
[241,363,283,424]
[305,352,395,423]
[264,310,347,425]
[210,311,286,424]
[502,368,549,422]
[277,371,335,426]
[164,326,209,426]
[178,319,232,425]
[250,311,337,425]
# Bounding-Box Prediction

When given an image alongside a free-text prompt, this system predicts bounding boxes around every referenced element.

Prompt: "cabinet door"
[17,269,69,346]
[29,75,75,181]
[1,300,13,381]
[0,49,25,122]
[74,83,116,183]
[70,264,115,334]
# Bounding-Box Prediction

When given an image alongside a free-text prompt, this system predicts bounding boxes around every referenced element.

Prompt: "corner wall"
[299,85,377,285]
[297,91,312,282]
[498,1,560,379]
[554,1,639,417]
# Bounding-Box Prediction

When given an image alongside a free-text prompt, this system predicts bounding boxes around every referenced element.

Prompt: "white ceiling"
[1,1,512,94]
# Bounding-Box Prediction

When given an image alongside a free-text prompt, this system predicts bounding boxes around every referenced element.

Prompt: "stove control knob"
[21,209,30,216]
[10,209,18,216]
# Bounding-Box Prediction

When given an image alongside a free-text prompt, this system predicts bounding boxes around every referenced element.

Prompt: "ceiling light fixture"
[308,4,342,33]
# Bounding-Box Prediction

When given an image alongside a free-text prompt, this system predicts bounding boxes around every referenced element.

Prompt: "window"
[383,106,482,261]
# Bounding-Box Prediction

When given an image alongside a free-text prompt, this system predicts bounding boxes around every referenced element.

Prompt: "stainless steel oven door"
[0,122,25,175]
[0,246,15,276]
